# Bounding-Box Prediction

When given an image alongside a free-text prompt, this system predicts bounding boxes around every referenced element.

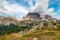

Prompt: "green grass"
[19,29,60,40]
[0,27,60,40]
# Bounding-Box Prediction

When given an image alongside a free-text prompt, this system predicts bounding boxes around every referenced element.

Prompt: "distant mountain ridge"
[0,12,57,25]
[0,16,19,25]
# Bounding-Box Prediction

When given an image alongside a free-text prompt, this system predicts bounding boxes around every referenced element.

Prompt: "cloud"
[51,9,60,19]
[0,0,29,18]
[0,0,58,18]
[57,9,60,14]
[27,0,54,14]
[47,8,54,14]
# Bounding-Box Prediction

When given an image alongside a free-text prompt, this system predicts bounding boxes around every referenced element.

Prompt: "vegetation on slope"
[0,23,32,36]
[0,20,60,40]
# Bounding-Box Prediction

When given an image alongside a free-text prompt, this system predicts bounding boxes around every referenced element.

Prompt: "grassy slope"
[0,29,60,40]
[20,29,60,40]
[0,23,60,40]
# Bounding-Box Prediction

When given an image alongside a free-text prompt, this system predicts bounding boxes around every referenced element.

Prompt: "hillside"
[20,29,60,40]
[0,12,59,40]
[0,26,60,40]
[0,20,60,40]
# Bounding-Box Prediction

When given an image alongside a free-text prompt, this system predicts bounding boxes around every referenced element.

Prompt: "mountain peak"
[23,12,57,22]
[23,12,42,20]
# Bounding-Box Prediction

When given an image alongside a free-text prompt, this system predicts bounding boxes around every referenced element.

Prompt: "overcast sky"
[0,0,60,19]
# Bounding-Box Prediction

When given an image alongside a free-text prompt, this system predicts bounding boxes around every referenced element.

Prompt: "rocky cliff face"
[23,12,57,22]
[25,13,41,20]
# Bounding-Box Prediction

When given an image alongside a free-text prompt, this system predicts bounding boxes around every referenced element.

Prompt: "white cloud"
[50,9,60,19]
[0,0,55,18]
[27,0,54,14]
[57,9,60,14]
[47,8,54,14]
[0,0,29,17]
